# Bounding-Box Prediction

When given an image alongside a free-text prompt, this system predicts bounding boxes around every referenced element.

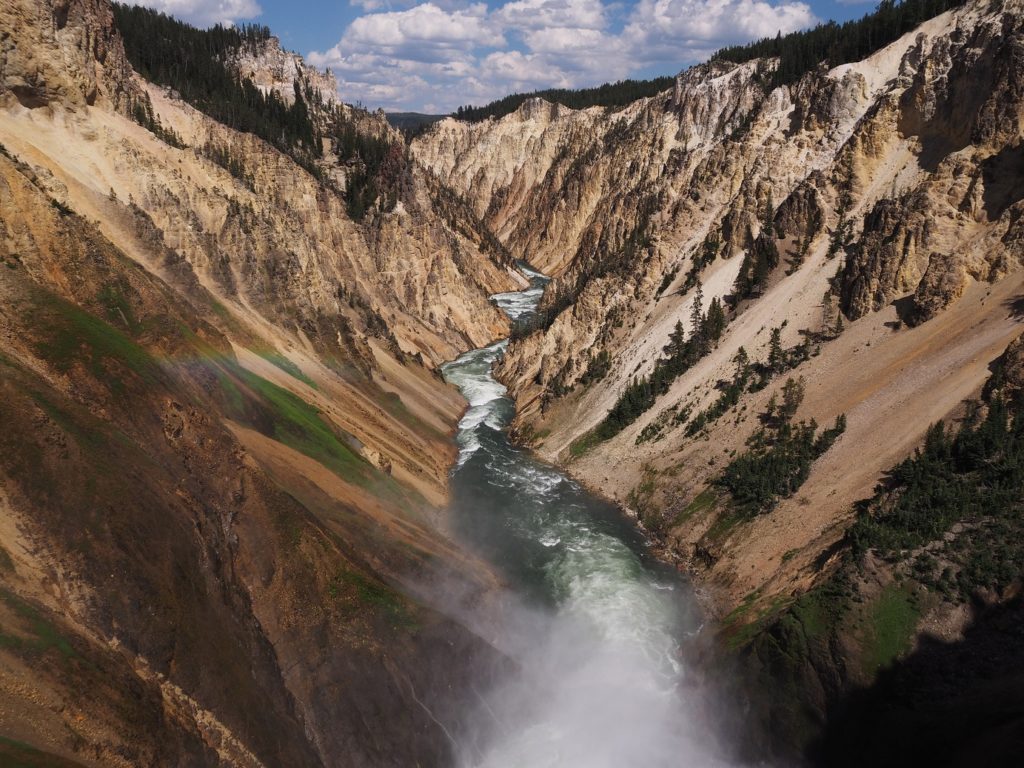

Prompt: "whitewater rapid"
[442,265,728,768]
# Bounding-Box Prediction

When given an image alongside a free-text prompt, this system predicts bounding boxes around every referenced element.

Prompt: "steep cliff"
[416,0,1024,758]
[417,0,1023,604]
[0,1,516,765]
[229,35,340,108]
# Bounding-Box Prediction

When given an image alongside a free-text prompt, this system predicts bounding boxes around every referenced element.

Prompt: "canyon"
[0,0,1022,764]
[418,0,1024,757]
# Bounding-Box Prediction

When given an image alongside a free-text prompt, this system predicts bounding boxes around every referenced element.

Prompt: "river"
[441,266,732,767]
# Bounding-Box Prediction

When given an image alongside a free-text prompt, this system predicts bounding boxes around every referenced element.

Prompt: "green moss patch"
[0,590,76,661]
[0,737,89,768]
[328,569,418,630]
[97,283,140,334]
[568,428,600,459]
[673,487,718,528]
[860,582,921,675]
[29,288,159,393]
[256,350,318,390]
[229,366,370,485]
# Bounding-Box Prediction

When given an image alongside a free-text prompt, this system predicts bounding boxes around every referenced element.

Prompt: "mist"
[452,564,733,768]
[438,267,743,768]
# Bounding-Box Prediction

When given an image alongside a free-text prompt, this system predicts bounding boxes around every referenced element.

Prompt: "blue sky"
[134,0,875,112]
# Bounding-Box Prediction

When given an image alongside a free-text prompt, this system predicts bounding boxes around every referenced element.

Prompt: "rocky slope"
[416,0,1024,757]
[230,35,340,107]
[0,1,519,765]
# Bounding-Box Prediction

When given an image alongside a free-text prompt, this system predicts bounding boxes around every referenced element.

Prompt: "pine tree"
[752,244,772,290]
[690,281,707,358]
[663,320,686,359]
[733,346,750,379]
[734,250,754,298]
[705,296,727,344]
[768,327,785,373]
[780,376,806,421]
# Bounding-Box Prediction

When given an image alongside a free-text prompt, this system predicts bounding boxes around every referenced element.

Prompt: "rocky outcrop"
[0,1,515,765]
[229,35,339,106]
[0,0,135,108]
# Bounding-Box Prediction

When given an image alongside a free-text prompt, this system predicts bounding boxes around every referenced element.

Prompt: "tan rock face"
[0,0,133,108]
[416,0,1024,616]
[229,36,340,106]
[0,1,515,765]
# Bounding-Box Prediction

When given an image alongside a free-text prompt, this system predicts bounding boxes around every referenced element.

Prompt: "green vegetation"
[568,428,601,459]
[0,590,76,660]
[29,391,115,459]
[112,5,319,161]
[594,280,727,441]
[733,197,780,301]
[636,403,683,444]
[30,288,160,394]
[328,569,417,629]
[656,267,679,297]
[580,349,611,385]
[330,117,406,220]
[717,380,846,515]
[723,589,794,650]
[681,231,721,293]
[626,465,659,525]
[849,394,1024,598]
[713,0,966,89]
[861,582,921,674]
[421,170,510,262]
[112,5,407,220]
[673,487,719,527]
[256,350,318,389]
[509,283,576,342]
[201,141,254,189]
[49,199,74,217]
[0,737,90,768]
[218,364,369,485]
[385,112,444,138]
[686,347,753,436]
[454,77,675,123]
[126,90,185,147]
[97,283,140,333]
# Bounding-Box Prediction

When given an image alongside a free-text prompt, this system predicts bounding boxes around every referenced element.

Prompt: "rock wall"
[0,1,516,765]
[415,0,1024,615]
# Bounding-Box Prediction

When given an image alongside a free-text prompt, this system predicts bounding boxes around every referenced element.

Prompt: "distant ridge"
[452,77,675,123]
[386,112,445,136]
[713,0,965,86]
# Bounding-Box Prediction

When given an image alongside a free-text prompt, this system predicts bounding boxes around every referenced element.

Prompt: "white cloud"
[130,0,262,27]
[495,0,607,30]
[309,0,816,111]
[625,0,814,48]
[344,3,503,53]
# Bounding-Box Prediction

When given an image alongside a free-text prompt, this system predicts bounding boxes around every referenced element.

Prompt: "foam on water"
[443,265,730,768]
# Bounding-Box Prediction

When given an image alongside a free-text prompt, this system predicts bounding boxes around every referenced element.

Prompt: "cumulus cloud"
[343,3,504,57]
[309,0,816,111]
[495,0,608,31]
[130,0,262,27]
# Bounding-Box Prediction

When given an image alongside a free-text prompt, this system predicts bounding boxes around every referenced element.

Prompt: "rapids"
[442,266,731,767]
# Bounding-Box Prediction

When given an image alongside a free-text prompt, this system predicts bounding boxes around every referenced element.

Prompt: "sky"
[130,0,877,112]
